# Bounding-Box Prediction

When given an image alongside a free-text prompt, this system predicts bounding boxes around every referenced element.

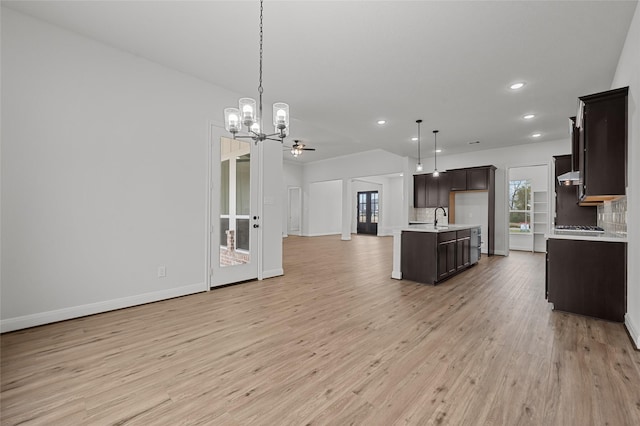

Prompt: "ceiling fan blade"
[302,148,316,151]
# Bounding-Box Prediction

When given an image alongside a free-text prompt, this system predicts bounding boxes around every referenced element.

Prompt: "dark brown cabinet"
[553,155,596,226]
[437,231,457,280]
[413,174,427,207]
[467,168,489,190]
[546,238,626,322]
[413,172,449,208]
[449,170,467,191]
[402,227,480,285]
[577,87,628,204]
[456,229,471,270]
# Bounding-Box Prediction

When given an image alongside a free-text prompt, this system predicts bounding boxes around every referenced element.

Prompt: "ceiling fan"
[287,140,316,157]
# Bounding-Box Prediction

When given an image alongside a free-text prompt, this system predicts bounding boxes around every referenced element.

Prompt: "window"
[509,179,532,233]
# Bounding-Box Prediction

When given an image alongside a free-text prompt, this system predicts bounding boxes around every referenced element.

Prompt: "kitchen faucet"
[434,206,447,227]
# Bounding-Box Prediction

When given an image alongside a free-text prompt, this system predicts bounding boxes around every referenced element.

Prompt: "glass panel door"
[210,129,259,287]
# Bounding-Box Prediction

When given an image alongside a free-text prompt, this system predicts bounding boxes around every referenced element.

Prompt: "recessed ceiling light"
[435,149,442,153]
[523,114,535,120]
[510,82,526,90]
[531,133,542,138]
[377,120,386,125]
[411,137,418,141]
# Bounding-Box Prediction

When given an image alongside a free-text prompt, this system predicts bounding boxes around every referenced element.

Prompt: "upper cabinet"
[413,172,450,208]
[577,87,628,205]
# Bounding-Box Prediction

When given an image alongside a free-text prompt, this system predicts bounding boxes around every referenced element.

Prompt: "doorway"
[357,191,379,235]
[208,126,259,288]
[288,187,301,236]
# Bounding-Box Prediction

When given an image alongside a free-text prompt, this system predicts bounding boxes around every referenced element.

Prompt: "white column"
[391,230,403,279]
[341,178,352,240]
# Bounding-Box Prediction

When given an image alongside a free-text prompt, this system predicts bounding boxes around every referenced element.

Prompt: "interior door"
[210,126,259,287]
[288,186,301,235]
[357,191,379,235]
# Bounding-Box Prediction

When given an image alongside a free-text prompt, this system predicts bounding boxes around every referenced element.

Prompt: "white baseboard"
[303,232,341,237]
[0,282,205,333]
[625,313,640,350]
[493,250,508,256]
[262,268,284,279]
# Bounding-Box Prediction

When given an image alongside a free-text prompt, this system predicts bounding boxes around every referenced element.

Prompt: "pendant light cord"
[417,121,421,163]
[434,131,437,170]
[258,0,264,132]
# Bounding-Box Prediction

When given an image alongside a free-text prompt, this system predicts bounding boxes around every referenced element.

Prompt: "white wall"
[1,9,282,331]
[611,3,640,348]
[306,180,342,236]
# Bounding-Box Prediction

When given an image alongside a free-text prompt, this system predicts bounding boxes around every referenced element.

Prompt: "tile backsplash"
[597,197,627,235]
[410,207,449,224]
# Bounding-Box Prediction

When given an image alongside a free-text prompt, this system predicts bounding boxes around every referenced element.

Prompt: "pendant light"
[223,0,290,144]
[432,130,440,177]
[415,119,423,172]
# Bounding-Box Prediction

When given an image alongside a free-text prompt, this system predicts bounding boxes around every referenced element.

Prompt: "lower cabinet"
[546,238,626,322]
[402,228,480,285]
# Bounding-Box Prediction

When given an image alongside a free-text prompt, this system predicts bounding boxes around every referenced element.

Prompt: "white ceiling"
[4,0,637,163]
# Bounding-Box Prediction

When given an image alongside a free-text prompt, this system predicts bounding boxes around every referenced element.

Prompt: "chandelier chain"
[258,0,264,128]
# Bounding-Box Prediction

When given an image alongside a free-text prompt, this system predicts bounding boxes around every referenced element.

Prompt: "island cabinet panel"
[401,231,437,284]
[437,231,457,280]
[456,229,471,270]
[546,238,626,322]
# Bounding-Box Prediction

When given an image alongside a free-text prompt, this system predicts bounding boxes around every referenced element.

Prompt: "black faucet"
[434,206,447,227]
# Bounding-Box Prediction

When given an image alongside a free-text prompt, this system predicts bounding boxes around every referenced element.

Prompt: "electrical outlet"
[158,266,166,278]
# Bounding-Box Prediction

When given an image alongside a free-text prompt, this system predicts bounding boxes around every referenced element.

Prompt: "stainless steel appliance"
[470,227,481,264]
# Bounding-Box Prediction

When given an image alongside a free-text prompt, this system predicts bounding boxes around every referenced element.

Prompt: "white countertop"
[401,223,481,233]
[545,229,627,243]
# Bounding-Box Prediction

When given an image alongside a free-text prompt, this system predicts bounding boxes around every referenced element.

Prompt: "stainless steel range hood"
[557,170,581,186]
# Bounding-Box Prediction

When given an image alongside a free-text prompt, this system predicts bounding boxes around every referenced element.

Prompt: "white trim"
[625,313,640,349]
[0,283,205,333]
[261,268,284,279]
[493,249,508,256]
[304,232,342,237]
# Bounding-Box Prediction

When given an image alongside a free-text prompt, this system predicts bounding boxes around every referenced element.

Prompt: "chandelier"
[223,0,289,143]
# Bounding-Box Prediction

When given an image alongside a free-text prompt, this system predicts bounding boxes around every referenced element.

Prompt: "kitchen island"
[392,224,481,285]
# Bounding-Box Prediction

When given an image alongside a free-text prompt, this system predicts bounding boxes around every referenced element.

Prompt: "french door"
[357,191,379,235]
[209,125,259,287]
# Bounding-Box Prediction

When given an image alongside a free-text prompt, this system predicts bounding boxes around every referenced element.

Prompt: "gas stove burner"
[555,225,605,232]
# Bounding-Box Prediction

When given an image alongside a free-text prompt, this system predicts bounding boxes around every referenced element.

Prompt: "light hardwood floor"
[2,235,639,425]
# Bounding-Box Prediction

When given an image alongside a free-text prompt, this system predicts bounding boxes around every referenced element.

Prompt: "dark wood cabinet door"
[425,174,439,207]
[467,168,489,190]
[413,174,427,208]
[547,238,626,322]
[437,172,451,207]
[581,88,627,198]
[450,170,467,191]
